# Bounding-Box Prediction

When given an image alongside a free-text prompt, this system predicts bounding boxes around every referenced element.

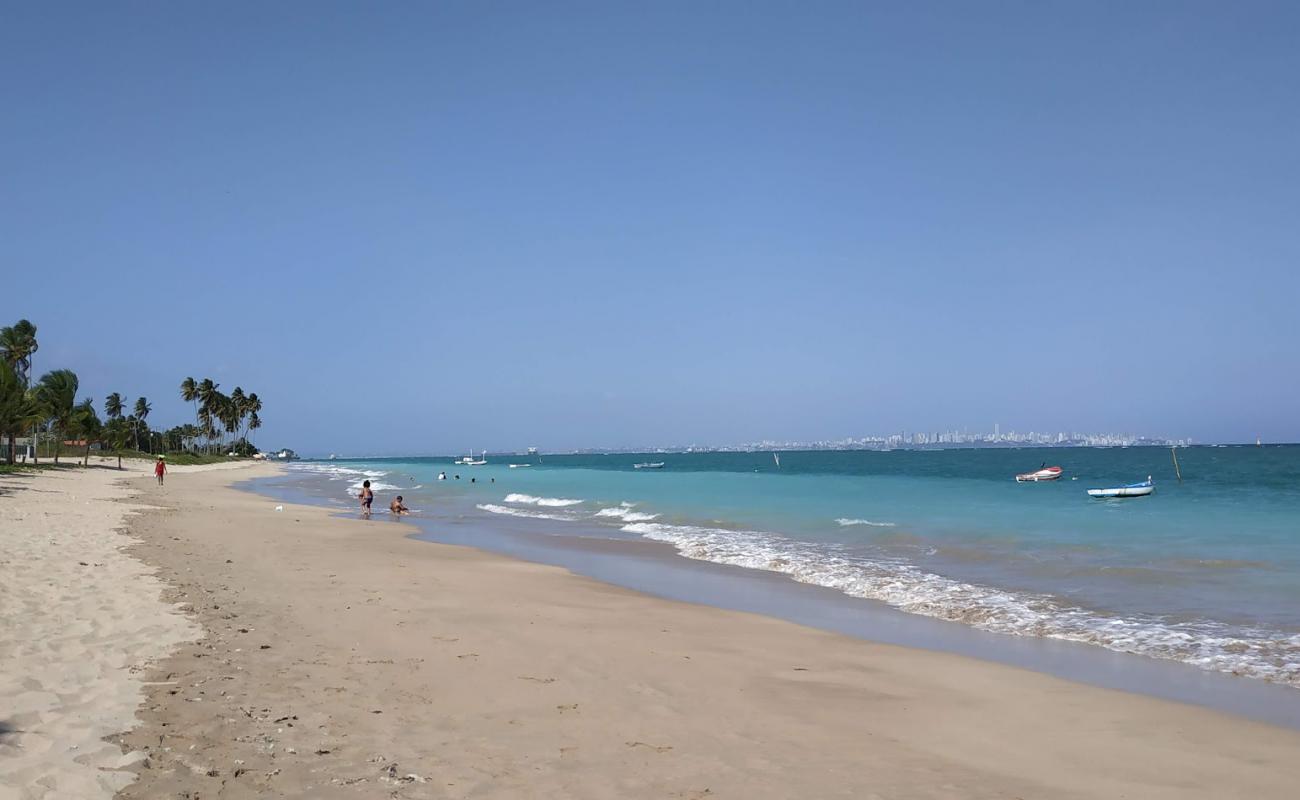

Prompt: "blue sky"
[3,2,1297,453]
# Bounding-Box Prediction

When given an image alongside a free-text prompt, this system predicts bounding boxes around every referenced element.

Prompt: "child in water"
[359,479,374,517]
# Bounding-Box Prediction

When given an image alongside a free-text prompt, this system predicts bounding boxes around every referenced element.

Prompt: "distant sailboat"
[773,453,781,468]
[1257,436,1263,447]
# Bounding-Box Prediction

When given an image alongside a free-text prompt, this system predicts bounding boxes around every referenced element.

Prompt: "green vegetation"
[1,317,269,467]
[100,450,239,466]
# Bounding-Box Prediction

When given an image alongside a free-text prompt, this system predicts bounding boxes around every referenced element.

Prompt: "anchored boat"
[1087,476,1155,499]
[1016,465,1063,482]
[455,449,487,466]
[634,462,665,470]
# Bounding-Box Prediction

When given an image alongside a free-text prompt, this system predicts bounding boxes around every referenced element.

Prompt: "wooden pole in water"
[1170,447,1183,484]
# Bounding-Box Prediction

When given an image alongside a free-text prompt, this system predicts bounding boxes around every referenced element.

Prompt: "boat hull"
[1016,467,1063,482]
[1087,484,1154,498]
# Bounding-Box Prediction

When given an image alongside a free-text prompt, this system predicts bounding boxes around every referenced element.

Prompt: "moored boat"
[1016,465,1063,482]
[1087,476,1155,498]
[633,462,665,469]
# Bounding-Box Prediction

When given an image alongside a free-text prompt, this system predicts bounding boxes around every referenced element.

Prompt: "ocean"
[276,446,1300,690]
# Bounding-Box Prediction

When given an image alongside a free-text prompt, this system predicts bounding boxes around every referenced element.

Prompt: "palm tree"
[218,393,239,453]
[247,411,261,449]
[105,392,124,421]
[1,319,39,461]
[74,399,101,466]
[36,369,78,464]
[104,416,131,469]
[243,392,262,446]
[0,360,42,465]
[180,377,199,442]
[133,397,151,452]
[197,379,219,452]
[230,387,247,449]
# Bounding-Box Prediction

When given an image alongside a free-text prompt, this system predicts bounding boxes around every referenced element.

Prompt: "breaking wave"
[504,493,584,507]
[594,506,660,522]
[477,503,575,522]
[619,521,1300,688]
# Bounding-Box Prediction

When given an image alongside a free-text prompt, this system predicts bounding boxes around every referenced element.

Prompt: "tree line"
[1,318,265,467]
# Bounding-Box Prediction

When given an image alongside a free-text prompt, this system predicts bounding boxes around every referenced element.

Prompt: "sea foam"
[619,522,1300,688]
[477,503,575,522]
[594,506,660,522]
[504,493,584,507]
[835,518,897,527]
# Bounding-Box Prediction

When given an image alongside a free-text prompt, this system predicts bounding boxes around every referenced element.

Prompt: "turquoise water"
[287,446,1300,687]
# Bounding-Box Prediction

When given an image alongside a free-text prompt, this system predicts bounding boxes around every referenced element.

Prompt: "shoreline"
[254,468,1300,730]
[111,464,1300,797]
[5,461,1299,797]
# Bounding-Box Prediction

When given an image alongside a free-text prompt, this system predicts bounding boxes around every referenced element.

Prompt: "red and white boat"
[1015,465,1063,482]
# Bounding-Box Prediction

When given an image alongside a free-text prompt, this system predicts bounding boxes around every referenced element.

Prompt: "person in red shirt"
[154,456,166,486]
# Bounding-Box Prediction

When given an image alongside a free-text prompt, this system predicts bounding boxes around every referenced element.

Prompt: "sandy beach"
[2,464,1299,799]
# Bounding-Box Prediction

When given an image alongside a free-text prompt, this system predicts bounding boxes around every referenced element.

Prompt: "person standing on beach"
[359,480,374,517]
[154,456,166,486]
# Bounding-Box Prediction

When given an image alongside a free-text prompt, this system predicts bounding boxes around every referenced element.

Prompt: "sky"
[3,1,1297,454]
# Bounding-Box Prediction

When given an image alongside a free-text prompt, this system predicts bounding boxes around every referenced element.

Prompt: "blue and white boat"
[1087,476,1154,498]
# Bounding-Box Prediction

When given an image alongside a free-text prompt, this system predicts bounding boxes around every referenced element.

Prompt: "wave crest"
[504,493,583,507]
[619,522,1300,688]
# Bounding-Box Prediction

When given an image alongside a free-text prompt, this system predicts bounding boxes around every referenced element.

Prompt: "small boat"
[455,449,487,466]
[1016,465,1063,482]
[1087,476,1155,499]
[634,462,665,470]
[509,463,531,468]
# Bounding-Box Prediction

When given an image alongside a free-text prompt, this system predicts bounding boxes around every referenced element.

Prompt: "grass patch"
[107,450,246,466]
[0,462,78,474]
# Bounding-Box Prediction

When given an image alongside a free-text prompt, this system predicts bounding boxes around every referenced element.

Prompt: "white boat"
[633,462,665,470]
[509,463,531,468]
[1016,465,1063,482]
[455,449,487,466]
[1087,476,1154,498]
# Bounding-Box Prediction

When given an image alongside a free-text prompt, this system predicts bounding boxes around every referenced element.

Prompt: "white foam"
[477,503,575,522]
[504,493,584,507]
[620,522,1300,688]
[835,518,896,527]
[595,506,660,522]
[349,480,403,492]
[288,463,390,482]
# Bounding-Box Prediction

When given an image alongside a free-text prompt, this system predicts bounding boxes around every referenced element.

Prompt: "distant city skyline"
[318,425,1213,459]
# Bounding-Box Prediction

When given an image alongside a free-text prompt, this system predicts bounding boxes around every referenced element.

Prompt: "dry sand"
[0,460,249,799]
[4,463,1300,799]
